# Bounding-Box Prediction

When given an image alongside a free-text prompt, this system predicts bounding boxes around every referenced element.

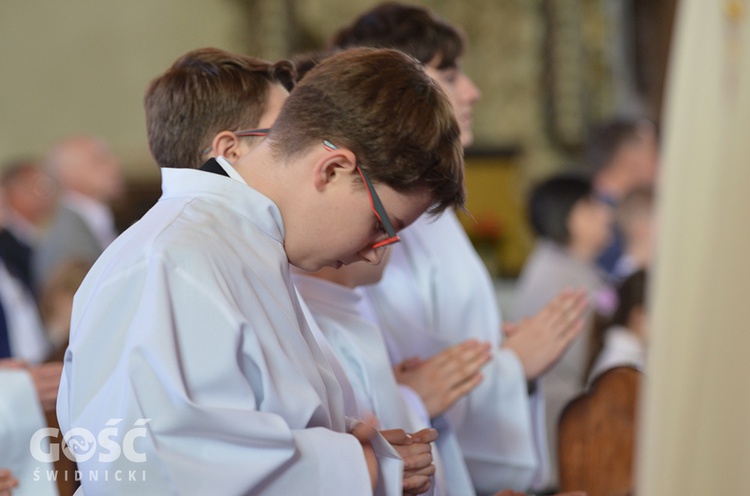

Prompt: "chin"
[289,259,321,273]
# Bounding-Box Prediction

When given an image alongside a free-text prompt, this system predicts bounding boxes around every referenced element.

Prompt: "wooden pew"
[558,366,643,496]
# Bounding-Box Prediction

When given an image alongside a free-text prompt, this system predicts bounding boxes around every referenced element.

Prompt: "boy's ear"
[210,131,244,163]
[312,148,359,191]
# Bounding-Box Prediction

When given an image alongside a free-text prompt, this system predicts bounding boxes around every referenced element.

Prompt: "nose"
[463,75,481,104]
[357,245,385,265]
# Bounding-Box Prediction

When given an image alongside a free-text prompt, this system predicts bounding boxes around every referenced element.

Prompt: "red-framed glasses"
[234,128,270,138]
[322,140,400,250]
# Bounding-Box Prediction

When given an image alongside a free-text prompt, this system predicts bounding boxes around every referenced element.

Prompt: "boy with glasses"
[58,46,463,495]
[293,245,493,496]
[332,4,588,494]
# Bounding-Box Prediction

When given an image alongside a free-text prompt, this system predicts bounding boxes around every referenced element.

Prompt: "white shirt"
[294,275,426,431]
[0,262,49,363]
[58,167,399,495]
[588,326,646,385]
[361,210,541,494]
[0,370,58,496]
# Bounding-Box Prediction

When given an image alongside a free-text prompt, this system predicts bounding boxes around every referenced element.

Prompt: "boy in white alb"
[333,4,588,493]
[294,250,491,495]
[57,47,465,495]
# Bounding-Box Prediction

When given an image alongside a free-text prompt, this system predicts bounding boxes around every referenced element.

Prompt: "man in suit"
[0,159,57,293]
[33,135,124,290]
[585,118,659,276]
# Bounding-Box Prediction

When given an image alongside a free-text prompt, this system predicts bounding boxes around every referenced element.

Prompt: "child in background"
[513,173,614,490]
[588,269,649,384]
[294,249,491,495]
[611,187,656,284]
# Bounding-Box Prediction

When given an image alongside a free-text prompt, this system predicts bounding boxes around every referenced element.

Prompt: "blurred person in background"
[611,186,656,284]
[0,159,57,294]
[588,269,649,384]
[332,3,588,494]
[585,118,659,277]
[512,173,614,490]
[33,135,124,290]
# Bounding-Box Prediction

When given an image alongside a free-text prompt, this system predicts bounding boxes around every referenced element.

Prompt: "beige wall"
[1,0,619,181]
[296,0,617,180]
[0,0,250,179]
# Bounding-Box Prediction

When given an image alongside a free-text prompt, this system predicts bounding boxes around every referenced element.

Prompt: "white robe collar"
[160,167,285,242]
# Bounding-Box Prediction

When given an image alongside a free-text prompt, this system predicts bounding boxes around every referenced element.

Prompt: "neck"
[231,142,287,208]
[566,239,599,264]
[308,266,356,288]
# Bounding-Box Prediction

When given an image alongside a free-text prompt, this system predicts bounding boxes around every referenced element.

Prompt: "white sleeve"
[447,347,539,494]
[398,385,431,429]
[59,257,378,496]
[0,370,58,496]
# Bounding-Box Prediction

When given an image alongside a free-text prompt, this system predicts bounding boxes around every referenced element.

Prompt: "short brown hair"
[330,2,466,70]
[144,48,295,169]
[268,47,465,214]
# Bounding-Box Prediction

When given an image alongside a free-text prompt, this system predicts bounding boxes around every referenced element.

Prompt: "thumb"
[351,414,380,443]
[503,322,520,338]
[399,356,423,371]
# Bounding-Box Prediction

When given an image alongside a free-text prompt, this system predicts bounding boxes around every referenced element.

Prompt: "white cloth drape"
[637,1,750,494]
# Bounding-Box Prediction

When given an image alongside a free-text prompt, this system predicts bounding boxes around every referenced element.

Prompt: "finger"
[555,321,584,352]
[453,340,492,363]
[555,295,589,341]
[443,356,491,391]
[32,363,64,378]
[351,417,379,443]
[431,339,483,365]
[446,372,484,403]
[409,428,438,443]
[438,342,492,378]
[391,443,432,458]
[379,428,413,446]
[403,474,433,493]
[38,389,60,408]
[403,458,436,476]
[396,440,432,460]
[439,361,486,392]
[541,290,587,336]
[35,376,62,393]
[396,356,423,372]
[0,358,27,370]
[0,472,18,491]
[402,451,433,472]
[0,476,18,486]
[502,322,520,338]
[33,376,61,395]
[544,294,575,326]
